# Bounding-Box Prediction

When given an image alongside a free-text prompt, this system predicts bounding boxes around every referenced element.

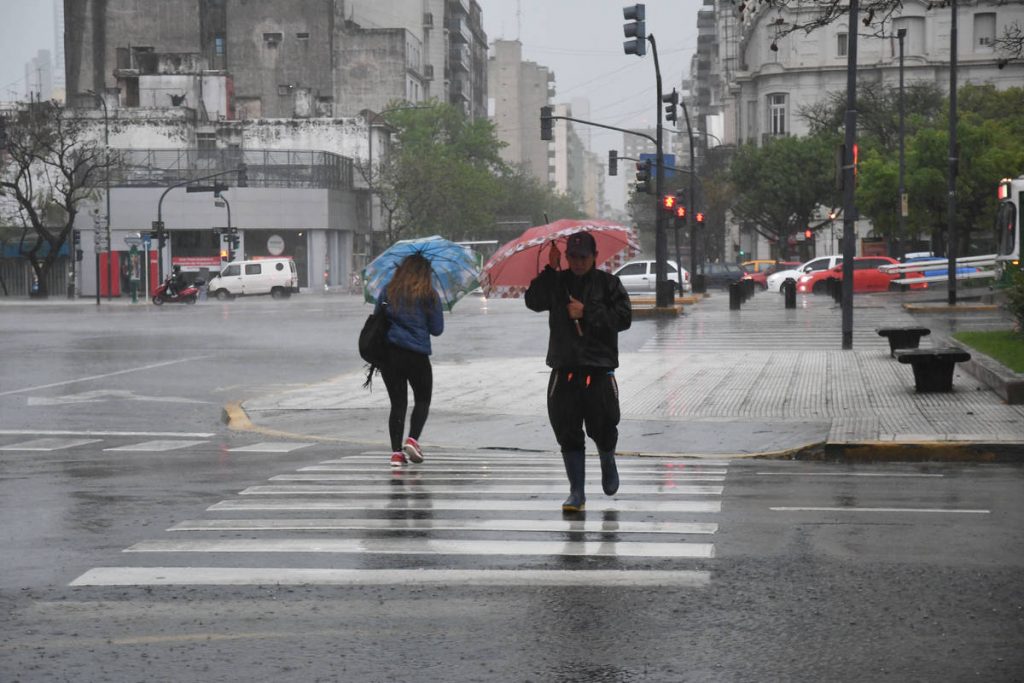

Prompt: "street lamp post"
[85,89,112,302]
[897,29,907,255]
[947,0,959,306]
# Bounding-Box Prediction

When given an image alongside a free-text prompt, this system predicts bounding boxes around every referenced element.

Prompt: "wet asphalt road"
[1,295,1023,682]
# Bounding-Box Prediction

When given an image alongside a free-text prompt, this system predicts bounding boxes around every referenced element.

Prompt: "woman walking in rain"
[374,253,445,467]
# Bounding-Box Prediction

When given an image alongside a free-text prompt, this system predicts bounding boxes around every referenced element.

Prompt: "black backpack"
[358,301,390,388]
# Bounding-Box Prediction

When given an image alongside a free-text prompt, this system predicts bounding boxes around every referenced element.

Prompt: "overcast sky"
[0,0,701,209]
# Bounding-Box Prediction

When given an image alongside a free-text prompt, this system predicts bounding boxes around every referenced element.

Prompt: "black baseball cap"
[565,231,596,257]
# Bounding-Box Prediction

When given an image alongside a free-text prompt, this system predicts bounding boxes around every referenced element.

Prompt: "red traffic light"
[662,195,676,210]
[675,205,686,219]
[804,229,813,239]
[695,211,705,223]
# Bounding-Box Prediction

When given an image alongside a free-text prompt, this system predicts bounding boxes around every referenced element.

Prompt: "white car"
[612,259,691,294]
[766,255,843,292]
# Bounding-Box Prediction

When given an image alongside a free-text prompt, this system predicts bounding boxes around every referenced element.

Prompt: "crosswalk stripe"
[169,518,719,534]
[272,473,727,482]
[239,484,725,496]
[333,454,734,467]
[70,567,713,587]
[301,465,729,475]
[125,538,716,559]
[208,498,722,513]
[228,442,312,453]
[103,440,208,452]
[0,437,102,451]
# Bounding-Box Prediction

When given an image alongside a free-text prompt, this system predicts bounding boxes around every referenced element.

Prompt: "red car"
[741,261,800,289]
[796,256,910,294]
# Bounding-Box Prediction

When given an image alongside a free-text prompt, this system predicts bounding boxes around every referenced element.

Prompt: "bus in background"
[997,176,1022,282]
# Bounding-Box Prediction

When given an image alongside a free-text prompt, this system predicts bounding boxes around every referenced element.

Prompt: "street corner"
[821,440,1024,463]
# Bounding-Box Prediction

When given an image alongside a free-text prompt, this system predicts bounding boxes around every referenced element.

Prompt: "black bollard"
[692,273,706,294]
[729,281,741,310]
[783,279,796,308]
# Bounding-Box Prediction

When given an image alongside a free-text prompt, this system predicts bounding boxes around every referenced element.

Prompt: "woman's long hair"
[385,253,437,311]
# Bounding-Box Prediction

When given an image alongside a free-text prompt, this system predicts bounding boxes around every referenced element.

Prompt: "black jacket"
[525,266,632,370]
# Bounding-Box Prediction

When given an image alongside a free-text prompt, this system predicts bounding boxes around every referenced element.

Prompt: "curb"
[958,348,1024,405]
[821,440,1024,462]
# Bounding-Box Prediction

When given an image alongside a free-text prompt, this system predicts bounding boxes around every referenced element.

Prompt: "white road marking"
[228,442,312,453]
[771,506,990,514]
[27,389,213,406]
[0,356,211,397]
[756,472,945,478]
[209,498,722,513]
[239,484,724,496]
[0,429,216,437]
[170,518,719,535]
[0,437,102,451]
[302,465,728,475]
[69,567,712,587]
[103,440,209,452]
[273,473,727,482]
[333,454,732,468]
[125,538,715,559]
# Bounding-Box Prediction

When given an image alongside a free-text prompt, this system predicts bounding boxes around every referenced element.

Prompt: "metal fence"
[0,256,70,297]
[110,148,354,191]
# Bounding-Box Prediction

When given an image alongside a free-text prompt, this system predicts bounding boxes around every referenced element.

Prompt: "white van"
[207,258,299,300]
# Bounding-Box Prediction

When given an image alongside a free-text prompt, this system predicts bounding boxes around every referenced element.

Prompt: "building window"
[837,32,848,57]
[893,17,925,55]
[746,100,757,143]
[263,32,283,46]
[974,13,996,51]
[297,32,310,41]
[768,93,787,136]
[214,33,225,57]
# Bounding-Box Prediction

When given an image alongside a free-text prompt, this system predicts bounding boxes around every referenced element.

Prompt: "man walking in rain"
[525,231,632,512]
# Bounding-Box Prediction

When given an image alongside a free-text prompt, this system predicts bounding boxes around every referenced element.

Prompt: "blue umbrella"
[363,235,480,312]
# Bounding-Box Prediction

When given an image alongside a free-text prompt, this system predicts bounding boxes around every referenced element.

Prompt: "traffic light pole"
[679,96,697,293]
[650,34,669,308]
[155,167,246,283]
[840,0,860,349]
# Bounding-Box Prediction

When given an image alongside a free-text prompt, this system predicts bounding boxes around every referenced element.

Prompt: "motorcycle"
[152,278,203,305]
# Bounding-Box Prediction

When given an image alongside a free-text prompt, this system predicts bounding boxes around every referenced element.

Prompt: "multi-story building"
[61,0,489,296]
[488,40,554,184]
[24,50,54,103]
[691,0,1024,261]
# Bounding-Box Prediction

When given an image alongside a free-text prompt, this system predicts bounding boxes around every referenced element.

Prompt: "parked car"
[766,255,844,292]
[797,256,906,293]
[612,260,691,294]
[741,260,800,289]
[701,262,744,288]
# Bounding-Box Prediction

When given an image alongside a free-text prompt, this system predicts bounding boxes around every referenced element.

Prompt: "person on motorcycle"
[167,266,183,298]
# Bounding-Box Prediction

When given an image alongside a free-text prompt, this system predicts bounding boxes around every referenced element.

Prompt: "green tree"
[0,102,109,298]
[727,135,838,259]
[375,101,507,245]
[490,166,583,243]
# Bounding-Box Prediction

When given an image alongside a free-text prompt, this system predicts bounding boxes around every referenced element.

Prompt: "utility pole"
[840,0,860,349]
[947,0,959,306]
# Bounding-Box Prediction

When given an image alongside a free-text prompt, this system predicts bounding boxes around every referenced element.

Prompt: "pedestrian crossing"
[0,432,311,453]
[70,450,729,588]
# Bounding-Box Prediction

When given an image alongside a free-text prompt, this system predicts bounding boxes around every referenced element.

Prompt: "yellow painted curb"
[903,304,998,312]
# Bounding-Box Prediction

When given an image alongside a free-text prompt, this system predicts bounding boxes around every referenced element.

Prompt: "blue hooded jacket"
[375,289,444,355]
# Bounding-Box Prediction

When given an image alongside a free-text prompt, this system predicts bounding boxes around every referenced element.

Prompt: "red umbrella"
[480,219,640,298]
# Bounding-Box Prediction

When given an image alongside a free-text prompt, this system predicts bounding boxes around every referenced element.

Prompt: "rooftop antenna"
[515,0,522,41]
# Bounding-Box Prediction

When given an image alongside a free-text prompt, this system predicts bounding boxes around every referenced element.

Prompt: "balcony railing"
[108,148,354,191]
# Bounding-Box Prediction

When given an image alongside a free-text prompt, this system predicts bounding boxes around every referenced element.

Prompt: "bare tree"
[736,0,1024,62]
[0,102,109,297]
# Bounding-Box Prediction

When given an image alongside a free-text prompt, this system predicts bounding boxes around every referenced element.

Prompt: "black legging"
[379,344,433,453]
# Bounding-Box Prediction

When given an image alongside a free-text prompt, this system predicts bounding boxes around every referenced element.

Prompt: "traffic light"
[662,194,676,211]
[608,150,618,176]
[623,4,646,56]
[662,89,679,124]
[635,159,652,195]
[540,105,553,141]
[804,229,813,239]
[695,211,705,224]
[675,205,686,221]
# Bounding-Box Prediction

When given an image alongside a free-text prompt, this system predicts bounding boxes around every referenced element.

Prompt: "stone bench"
[896,348,972,393]
[877,326,931,357]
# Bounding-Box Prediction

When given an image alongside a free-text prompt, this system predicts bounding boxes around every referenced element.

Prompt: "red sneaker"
[403,437,424,463]
[389,452,407,468]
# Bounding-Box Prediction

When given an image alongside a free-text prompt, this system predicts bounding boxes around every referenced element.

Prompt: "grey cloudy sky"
[0,0,701,208]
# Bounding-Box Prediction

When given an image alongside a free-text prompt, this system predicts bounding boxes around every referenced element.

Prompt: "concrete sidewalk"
[236,288,1024,461]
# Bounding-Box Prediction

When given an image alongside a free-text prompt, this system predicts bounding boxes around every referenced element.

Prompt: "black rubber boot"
[561,451,586,512]
[599,450,619,496]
